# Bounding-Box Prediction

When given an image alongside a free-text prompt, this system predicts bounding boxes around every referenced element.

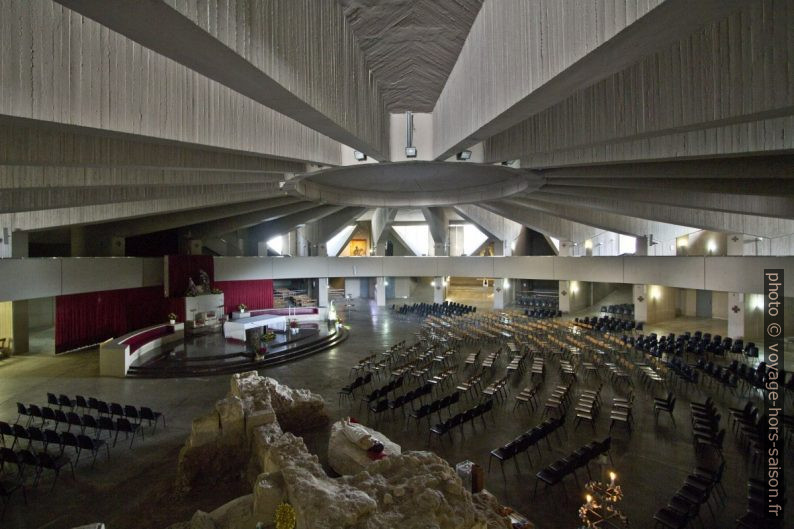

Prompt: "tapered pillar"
[433,277,446,304]
[317,278,329,308]
[493,279,506,310]
[375,277,387,307]
[11,300,29,354]
[728,292,745,339]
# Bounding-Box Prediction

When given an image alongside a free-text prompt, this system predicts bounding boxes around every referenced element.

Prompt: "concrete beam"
[303,207,367,245]
[0,119,305,172]
[1,186,287,232]
[422,207,449,245]
[186,202,320,240]
[488,198,694,244]
[453,204,522,242]
[371,208,397,246]
[539,185,794,220]
[524,191,794,238]
[88,197,302,238]
[0,177,283,214]
[434,0,748,160]
[54,0,388,159]
[1,2,340,165]
[246,205,346,255]
[484,2,793,163]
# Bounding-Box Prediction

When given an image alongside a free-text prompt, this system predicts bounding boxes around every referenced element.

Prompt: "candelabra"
[578,471,629,528]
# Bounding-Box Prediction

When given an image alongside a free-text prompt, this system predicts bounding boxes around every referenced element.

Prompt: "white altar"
[184,293,224,322]
[223,313,286,342]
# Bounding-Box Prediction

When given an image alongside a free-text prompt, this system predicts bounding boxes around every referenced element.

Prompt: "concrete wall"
[2,255,794,302]
[646,285,678,324]
[0,301,11,343]
[28,297,54,331]
[712,291,728,320]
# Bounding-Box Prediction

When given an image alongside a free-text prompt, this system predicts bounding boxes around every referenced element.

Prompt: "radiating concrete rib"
[522,191,794,238]
[1,189,287,232]
[303,207,367,246]
[0,119,306,173]
[246,205,346,252]
[185,202,321,240]
[54,0,388,159]
[421,207,450,246]
[452,204,522,243]
[87,197,302,239]
[371,208,397,246]
[434,0,748,160]
[536,185,794,220]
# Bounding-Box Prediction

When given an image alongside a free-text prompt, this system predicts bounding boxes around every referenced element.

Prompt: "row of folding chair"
[0,424,108,467]
[653,461,725,529]
[427,400,494,443]
[533,437,613,498]
[488,415,566,478]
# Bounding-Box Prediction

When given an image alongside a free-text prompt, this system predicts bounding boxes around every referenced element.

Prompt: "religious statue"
[185,277,200,297]
[198,269,211,292]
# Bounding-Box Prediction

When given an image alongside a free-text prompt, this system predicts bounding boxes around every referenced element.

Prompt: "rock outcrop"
[171,372,512,529]
[175,371,327,493]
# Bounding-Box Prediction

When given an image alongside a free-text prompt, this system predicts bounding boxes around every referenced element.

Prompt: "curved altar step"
[126,326,348,378]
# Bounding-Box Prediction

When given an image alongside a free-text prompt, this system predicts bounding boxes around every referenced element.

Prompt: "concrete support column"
[296,226,309,257]
[11,300,28,354]
[493,279,506,310]
[492,240,512,257]
[375,240,387,256]
[558,241,574,257]
[727,233,745,256]
[187,239,203,255]
[558,280,571,313]
[70,227,87,257]
[728,292,745,339]
[433,277,446,304]
[375,277,387,307]
[317,278,329,308]
[1,228,29,258]
[633,285,648,323]
[90,235,126,257]
[635,236,649,256]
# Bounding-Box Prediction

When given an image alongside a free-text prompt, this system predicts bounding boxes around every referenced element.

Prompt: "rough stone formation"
[328,419,401,476]
[175,371,327,492]
[172,373,512,529]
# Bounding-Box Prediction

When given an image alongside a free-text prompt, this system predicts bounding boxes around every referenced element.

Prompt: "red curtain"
[166,255,214,297]
[55,286,167,353]
[214,280,274,314]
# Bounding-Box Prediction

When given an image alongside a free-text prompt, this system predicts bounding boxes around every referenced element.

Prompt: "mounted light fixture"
[353,150,367,161]
[456,150,472,160]
[405,111,417,158]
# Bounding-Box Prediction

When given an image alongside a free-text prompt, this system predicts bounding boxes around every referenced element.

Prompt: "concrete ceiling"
[340,0,484,112]
[2,0,793,256]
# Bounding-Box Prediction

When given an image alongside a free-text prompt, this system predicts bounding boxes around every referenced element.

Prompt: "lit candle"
[609,472,616,487]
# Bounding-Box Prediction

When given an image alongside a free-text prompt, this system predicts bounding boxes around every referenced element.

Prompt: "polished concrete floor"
[0,301,791,528]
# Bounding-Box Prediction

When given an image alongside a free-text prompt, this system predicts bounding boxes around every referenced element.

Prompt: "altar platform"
[126,322,347,377]
[223,313,286,342]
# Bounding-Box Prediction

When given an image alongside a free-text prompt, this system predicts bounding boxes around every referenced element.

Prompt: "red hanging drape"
[55,286,167,353]
[214,280,274,314]
[166,255,214,297]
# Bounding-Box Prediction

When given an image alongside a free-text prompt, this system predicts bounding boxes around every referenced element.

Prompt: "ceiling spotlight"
[456,150,472,160]
[353,150,367,161]
[405,146,417,158]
